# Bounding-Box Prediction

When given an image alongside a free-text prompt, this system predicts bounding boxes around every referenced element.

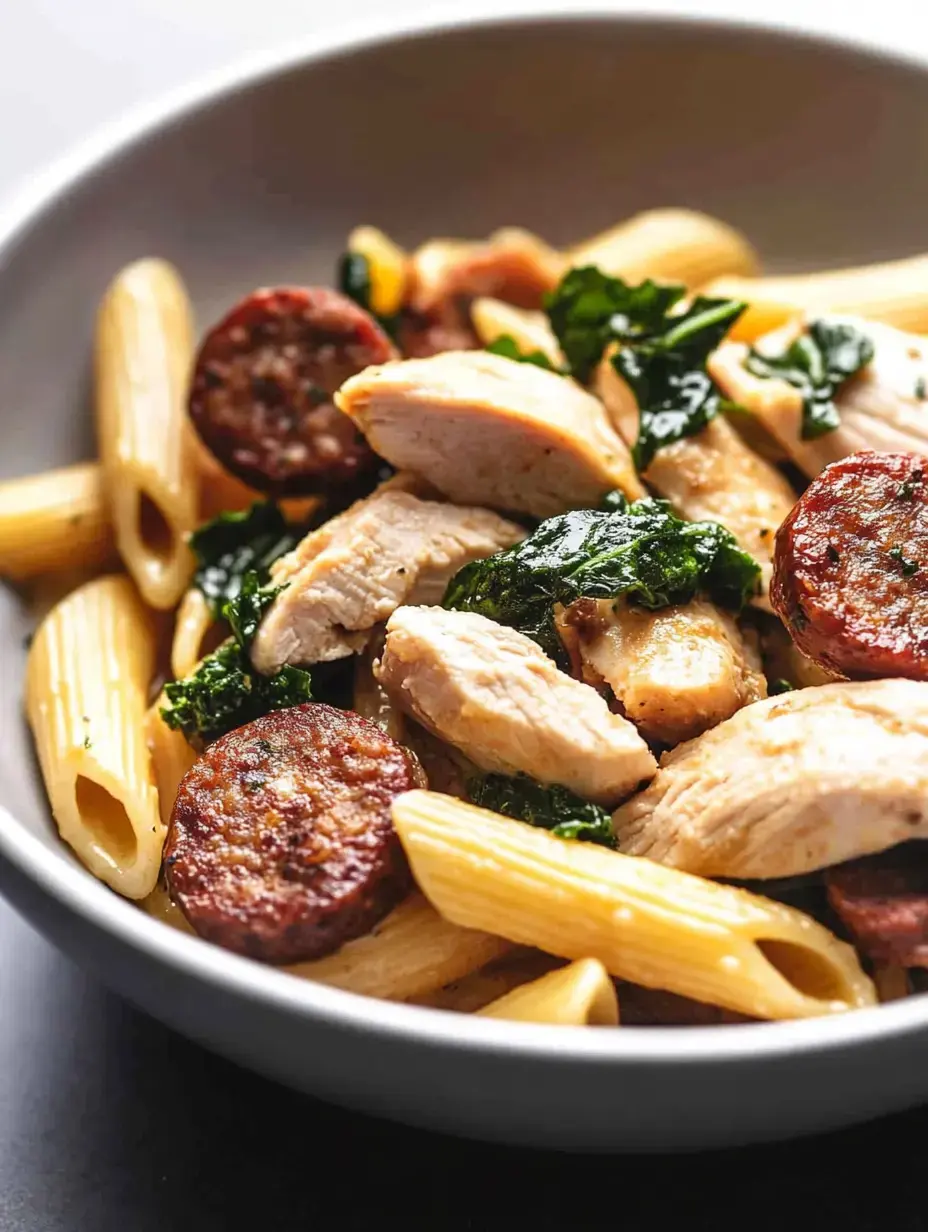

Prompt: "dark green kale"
[768,678,795,695]
[160,571,312,747]
[485,334,558,372]
[889,545,920,577]
[443,492,760,660]
[190,501,299,618]
[335,250,398,339]
[543,266,745,469]
[467,773,615,848]
[744,319,874,441]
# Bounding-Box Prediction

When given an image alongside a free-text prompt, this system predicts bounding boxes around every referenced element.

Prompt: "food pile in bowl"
[10,205,928,1030]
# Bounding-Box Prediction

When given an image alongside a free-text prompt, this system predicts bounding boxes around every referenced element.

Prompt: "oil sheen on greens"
[160,573,312,748]
[443,491,760,662]
[468,773,616,848]
[543,266,746,470]
[744,318,874,440]
[190,501,300,618]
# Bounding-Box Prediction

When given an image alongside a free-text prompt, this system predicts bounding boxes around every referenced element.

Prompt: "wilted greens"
[443,491,760,661]
[744,318,874,440]
[190,501,299,618]
[467,773,616,848]
[485,333,559,371]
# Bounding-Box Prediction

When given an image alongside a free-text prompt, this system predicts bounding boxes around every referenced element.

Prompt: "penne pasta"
[478,957,620,1026]
[170,588,220,681]
[145,697,197,828]
[0,462,115,582]
[412,947,560,1013]
[287,893,511,1002]
[25,576,164,899]
[568,208,759,287]
[703,253,928,342]
[391,792,876,1020]
[95,258,198,609]
[470,297,564,368]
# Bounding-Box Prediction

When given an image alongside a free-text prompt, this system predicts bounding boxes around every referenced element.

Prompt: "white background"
[1,0,928,207]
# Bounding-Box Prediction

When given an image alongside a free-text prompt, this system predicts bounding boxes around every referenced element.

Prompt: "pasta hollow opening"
[756,939,848,1004]
[138,492,174,563]
[75,775,138,866]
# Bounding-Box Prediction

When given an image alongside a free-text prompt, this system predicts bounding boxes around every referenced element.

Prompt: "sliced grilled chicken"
[557,597,766,746]
[377,606,656,807]
[337,349,644,517]
[407,228,565,316]
[708,316,928,479]
[251,487,524,674]
[613,679,928,878]
[596,357,796,605]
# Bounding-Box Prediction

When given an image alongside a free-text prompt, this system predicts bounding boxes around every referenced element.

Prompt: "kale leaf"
[467,773,616,848]
[543,266,745,468]
[485,334,558,371]
[190,501,299,618]
[160,571,312,747]
[443,492,760,660]
[744,319,874,440]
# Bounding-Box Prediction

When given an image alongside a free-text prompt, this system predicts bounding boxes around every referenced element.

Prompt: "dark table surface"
[2,894,927,1232]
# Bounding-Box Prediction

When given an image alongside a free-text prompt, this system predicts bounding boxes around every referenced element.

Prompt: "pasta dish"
[11,207,928,1028]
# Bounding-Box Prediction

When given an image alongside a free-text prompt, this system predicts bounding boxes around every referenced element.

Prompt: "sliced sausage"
[395,308,480,359]
[188,286,397,494]
[771,451,928,679]
[826,844,928,967]
[164,703,416,963]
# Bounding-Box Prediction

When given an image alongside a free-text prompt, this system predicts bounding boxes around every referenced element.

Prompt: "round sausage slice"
[188,286,397,494]
[771,451,928,679]
[164,703,417,964]
[826,845,928,967]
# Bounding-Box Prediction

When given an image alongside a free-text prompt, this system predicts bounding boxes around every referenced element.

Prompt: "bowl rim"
[3,1,928,1065]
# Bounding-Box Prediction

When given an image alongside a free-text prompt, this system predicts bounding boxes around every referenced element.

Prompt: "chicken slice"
[596,357,796,605]
[407,228,565,317]
[557,597,766,747]
[251,488,524,674]
[613,679,928,879]
[377,606,656,807]
[337,349,644,517]
[708,315,928,479]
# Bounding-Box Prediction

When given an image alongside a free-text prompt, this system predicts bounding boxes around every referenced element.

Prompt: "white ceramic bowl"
[3,9,928,1152]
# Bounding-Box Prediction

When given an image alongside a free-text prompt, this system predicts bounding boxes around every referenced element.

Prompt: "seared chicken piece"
[251,488,524,674]
[470,297,564,369]
[558,597,766,746]
[337,350,644,517]
[408,228,565,316]
[613,679,928,878]
[596,357,796,605]
[708,316,928,479]
[377,606,656,807]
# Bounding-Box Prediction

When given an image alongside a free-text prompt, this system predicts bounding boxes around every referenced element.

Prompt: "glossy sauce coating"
[771,451,928,679]
[164,704,416,963]
[188,286,396,494]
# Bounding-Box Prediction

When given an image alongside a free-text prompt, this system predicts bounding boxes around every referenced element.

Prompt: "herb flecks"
[543,266,746,470]
[443,492,760,661]
[190,501,300,618]
[160,571,312,747]
[745,319,874,441]
[486,334,558,372]
[468,773,616,848]
[916,376,927,401]
[889,545,920,577]
[898,469,924,502]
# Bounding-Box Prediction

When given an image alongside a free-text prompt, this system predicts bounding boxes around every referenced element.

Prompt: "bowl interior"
[3,12,928,934]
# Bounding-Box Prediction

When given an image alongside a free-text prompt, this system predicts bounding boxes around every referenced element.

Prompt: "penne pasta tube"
[0,462,115,581]
[392,792,876,1020]
[145,696,197,828]
[703,253,928,342]
[478,957,619,1026]
[170,588,220,681]
[413,947,560,1013]
[287,893,511,1002]
[568,208,759,287]
[873,964,911,1004]
[25,576,164,899]
[95,258,197,609]
[470,297,564,368]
